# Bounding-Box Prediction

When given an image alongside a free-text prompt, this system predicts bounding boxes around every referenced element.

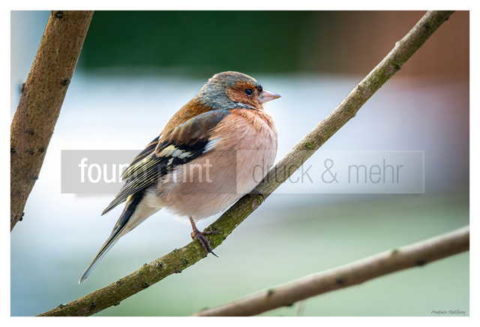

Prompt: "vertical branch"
[10,11,94,230]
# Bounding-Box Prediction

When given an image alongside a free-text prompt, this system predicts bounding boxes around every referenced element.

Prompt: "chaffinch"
[80,71,280,282]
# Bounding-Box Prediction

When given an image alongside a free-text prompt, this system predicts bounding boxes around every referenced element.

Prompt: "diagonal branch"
[11,11,94,230]
[196,226,470,316]
[39,11,454,316]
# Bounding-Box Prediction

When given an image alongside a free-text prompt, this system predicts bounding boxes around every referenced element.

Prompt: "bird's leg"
[189,216,218,257]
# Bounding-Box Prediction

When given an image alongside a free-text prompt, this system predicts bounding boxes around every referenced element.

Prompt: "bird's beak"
[259,90,281,103]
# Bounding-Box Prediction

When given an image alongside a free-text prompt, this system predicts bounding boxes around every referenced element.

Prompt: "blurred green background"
[11,11,469,316]
[83,11,310,73]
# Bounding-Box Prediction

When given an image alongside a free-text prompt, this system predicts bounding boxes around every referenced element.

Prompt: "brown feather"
[160,98,213,141]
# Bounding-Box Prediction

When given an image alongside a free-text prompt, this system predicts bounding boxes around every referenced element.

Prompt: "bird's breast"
[155,109,277,220]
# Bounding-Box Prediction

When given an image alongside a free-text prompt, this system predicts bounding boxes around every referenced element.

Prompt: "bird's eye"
[245,88,253,96]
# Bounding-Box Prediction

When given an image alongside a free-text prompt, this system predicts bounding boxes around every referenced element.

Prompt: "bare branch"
[196,226,469,316]
[11,11,94,230]
[39,11,454,316]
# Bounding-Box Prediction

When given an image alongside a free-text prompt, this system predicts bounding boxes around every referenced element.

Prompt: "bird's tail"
[78,228,123,283]
[79,192,145,283]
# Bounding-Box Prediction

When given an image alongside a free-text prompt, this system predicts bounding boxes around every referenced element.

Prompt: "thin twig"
[11,11,94,230]
[196,226,469,316]
[39,11,454,316]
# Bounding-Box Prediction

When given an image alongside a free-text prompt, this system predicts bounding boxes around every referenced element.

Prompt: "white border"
[1,4,11,322]
[2,1,476,326]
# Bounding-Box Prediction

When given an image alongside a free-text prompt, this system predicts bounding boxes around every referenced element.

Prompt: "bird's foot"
[190,229,219,257]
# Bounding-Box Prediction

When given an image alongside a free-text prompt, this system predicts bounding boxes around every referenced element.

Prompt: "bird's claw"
[202,228,220,236]
[191,230,218,257]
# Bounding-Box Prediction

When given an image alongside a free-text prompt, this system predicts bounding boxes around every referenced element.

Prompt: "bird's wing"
[102,109,230,215]
[124,136,160,175]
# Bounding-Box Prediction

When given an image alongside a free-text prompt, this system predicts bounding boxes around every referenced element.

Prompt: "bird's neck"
[160,87,260,140]
[197,84,256,110]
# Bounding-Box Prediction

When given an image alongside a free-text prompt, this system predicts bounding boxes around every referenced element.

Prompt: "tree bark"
[196,226,469,316]
[39,10,454,316]
[11,11,94,230]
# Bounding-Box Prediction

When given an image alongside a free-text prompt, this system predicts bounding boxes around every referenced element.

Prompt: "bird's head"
[197,71,281,111]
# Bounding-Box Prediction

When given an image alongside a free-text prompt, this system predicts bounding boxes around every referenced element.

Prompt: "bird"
[79,71,281,283]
